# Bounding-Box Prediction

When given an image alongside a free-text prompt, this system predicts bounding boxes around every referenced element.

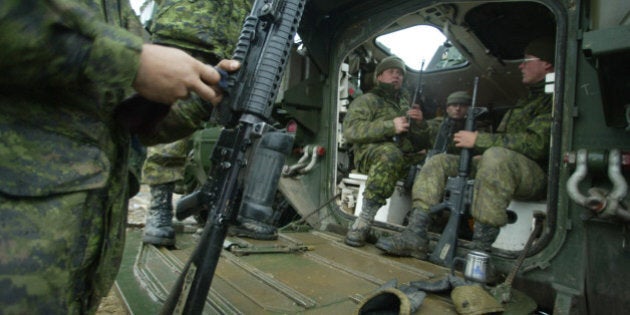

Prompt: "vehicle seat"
[492,200,547,251]
[339,172,411,225]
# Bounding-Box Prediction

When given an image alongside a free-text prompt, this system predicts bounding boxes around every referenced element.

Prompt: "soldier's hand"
[132,44,240,105]
[453,130,478,148]
[393,116,409,134]
[407,105,423,122]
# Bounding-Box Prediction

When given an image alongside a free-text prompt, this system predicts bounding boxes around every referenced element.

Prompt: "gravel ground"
[96,287,129,315]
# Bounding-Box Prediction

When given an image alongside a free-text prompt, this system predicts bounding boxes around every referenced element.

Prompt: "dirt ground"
[96,287,129,315]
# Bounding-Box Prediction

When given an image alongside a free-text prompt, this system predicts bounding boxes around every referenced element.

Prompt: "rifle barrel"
[429,76,480,267]
[457,76,479,176]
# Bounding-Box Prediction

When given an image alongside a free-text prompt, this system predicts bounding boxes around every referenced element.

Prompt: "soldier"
[0,0,239,313]
[343,56,430,247]
[402,90,472,193]
[376,37,555,259]
[141,0,255,247]
[426,91,472,158]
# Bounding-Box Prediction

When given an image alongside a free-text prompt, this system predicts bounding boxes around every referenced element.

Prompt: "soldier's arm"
[138,94,213,145]
[343,95,397,144]
[474,111,552,161]
[0,0,143,89]
[0,0,227,106]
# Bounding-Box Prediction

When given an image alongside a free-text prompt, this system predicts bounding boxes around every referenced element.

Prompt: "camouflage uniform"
[343,82,431,206]
[142,0,251,186]
[413,81,551,227]
[376,81,551,258]
[0,0,215,313]
[425,116,466,157]
[140,0,252,246]
[343,63,438,247]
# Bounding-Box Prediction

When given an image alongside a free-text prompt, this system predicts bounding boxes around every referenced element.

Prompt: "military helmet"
[375,56,407,76]
[446,91,472,106]
[524,36,555,65]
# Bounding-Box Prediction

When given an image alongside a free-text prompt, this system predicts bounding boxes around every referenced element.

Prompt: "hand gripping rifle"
[160,1,307,313]
[428,76,480,267]
[394,60,424,144]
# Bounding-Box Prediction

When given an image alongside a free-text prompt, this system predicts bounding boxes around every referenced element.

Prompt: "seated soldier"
[376,37,555,259]
[343,56,429,247]
[426,90,472,158]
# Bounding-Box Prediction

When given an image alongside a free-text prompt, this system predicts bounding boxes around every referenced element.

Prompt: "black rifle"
[394,60,424,145]
[428,76,480,267]
[160,0,306,313]
[410,59,425,111]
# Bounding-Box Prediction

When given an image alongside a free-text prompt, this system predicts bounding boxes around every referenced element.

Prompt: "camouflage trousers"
[356,142,425,206]
[142,135,192,186]
[412,147,546,227]
[0,189,126,314]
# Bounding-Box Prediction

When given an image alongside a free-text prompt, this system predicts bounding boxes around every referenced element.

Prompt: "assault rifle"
[410,59,425,111]
[428,76,480,267]
[395,60,424,145]
[160,0,306,313]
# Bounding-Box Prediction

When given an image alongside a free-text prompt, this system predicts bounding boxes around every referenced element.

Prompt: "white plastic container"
[350,173,411,225]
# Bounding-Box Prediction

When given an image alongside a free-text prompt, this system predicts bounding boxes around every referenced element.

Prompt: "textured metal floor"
[120,228,462,314]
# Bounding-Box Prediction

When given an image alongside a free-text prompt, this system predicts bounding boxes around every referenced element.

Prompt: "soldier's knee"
[479,147,513,169]
[377,147,405,164]
[481,147,511,159]
[424,153,449,168]
[473,211,508,227]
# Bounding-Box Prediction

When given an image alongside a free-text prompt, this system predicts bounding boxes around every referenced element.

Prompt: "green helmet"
[375,56,407,76]
[447,91,472,106]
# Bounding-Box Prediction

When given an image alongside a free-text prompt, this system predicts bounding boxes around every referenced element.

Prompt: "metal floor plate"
[120,228,463,314]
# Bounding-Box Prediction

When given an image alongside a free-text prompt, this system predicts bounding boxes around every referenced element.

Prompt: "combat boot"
[344,199,381,247]
[375,209,431,260]
[143,183,176,246]
[470,221,501,252]
[228,217,278,240]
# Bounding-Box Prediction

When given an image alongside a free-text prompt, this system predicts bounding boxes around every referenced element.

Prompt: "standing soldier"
[141,0,256,247]
[343,56,430,247]
[0,0,239,312]
[376,37,555,259]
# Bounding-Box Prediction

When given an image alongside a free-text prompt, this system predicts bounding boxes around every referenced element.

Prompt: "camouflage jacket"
[343,82,433,163]
[475,81,552,168]
[140,0,252,185]
[150,0,252,62]
[0,0,212,196]
[426,116,466,158]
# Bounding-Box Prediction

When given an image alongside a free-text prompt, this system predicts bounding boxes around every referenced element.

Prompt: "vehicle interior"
[274,0,562,309]
[273,0,562,302]
[119,0,630,313]
[288,0,558,257]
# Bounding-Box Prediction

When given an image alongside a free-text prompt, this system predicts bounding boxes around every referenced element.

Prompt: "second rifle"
[428,76,480,267]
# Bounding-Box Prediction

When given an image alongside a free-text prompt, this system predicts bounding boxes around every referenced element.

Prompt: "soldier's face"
[377,68,404,89]
[519,54,554,85]
[446,103,469,120]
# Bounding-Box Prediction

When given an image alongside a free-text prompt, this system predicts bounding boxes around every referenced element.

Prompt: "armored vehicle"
[116,0,630,313]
